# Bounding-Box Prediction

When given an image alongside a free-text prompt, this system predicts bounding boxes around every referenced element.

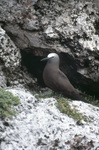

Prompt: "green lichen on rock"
[56,97,89,122]
[34,91,89,122]
[34,92,54,100]
[0,89,20,118]
[85,96,99,107]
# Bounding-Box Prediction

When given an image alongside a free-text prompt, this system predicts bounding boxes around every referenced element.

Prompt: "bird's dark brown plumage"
[41,53,85,101]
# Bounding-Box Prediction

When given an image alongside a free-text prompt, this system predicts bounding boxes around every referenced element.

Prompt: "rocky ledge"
[0,88,99,150]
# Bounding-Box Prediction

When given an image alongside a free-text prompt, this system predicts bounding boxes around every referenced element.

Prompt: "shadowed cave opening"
[20,50,99,99]
[20,50,46,87]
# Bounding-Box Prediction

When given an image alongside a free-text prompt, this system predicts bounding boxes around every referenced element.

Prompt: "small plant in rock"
[34,91,89,122]
[35,92,53,99]
[33,90,54,100]
[56,97,89,122]
[85,95,99,107]
[0,89,20,119]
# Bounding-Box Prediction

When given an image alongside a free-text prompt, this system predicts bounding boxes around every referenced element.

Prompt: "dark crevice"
[20,50,46,87]
[59,52,99,99]
[94,19,99,35]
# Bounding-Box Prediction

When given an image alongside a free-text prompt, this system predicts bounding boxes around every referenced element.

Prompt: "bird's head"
[41,53,59,66]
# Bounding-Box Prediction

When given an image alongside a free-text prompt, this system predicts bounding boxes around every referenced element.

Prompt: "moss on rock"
[0,88,20,118]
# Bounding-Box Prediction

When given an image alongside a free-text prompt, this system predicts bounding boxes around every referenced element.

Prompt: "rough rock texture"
[0,26,21,87]
[0,88,99,150]
[0,0,99,97]
[0,26,37,89]
[0,1,99,149]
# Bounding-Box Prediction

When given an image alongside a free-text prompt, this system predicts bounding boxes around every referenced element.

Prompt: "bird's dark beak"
[41,57,50,62]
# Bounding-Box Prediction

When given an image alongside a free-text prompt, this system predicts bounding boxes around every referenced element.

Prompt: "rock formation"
[0,0,99,98]
[0,1,99,149]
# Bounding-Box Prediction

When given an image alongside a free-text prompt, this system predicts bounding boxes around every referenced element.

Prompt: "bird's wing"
[57,69,76,94]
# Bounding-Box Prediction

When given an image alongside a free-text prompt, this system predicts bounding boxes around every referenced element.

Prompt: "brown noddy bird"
[41,53,85,101]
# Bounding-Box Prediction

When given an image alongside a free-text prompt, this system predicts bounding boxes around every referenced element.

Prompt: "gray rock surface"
[0,1,99,149]
[0,26,37,89]
[0,0,99,96]
[0,88,99,150]
[0,27,21,71]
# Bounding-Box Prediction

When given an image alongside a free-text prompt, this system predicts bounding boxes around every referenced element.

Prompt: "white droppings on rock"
[0,88,99,150]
